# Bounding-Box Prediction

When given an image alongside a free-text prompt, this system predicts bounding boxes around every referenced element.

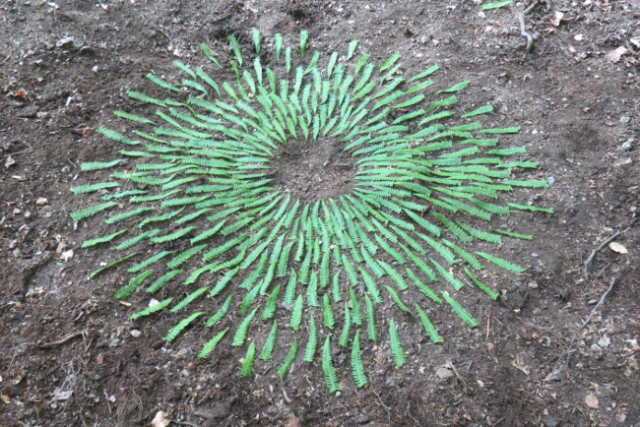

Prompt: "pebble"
[620,116,631,124]
[597,335,611,348]
[619,137,634,151]
[39,206,53,216]
[130,329,142,338]
[435,367,454,380]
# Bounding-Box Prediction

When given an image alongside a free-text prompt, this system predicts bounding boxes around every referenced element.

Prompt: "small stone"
[597,335,611,348]
[39,206,53,216]
[435,367,454,380]
[620,116,631,124]
[130,329,142,338]
[547,176,555,185]
[619,138,634,151]
[24,211,32,219]
[36,197,48,205]
[527,282,539,289]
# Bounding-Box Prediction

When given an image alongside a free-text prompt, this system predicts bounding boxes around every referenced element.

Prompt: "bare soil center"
[270,136,356,203]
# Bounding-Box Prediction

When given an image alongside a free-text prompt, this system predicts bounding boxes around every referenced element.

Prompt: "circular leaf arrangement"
[72,30,552,391]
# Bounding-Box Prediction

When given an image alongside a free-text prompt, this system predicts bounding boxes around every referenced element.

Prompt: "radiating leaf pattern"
[72,30,551,391]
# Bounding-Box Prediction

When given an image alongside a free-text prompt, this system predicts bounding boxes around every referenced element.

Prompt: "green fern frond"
[415,304,443,344]
[81,229,128,248]
[303,316,318,362]
[240,341,256,377]
[259,321,278,362]
[71,201,119,222]
[71,182,120,195]
[441,291,479,328]
[232,307,259,347]
[322,336,341,393]
[198,329,228,358]
[130,297,174,320]
[277,338,299,378]
[389,318,406,367]
[475,252,526,273]
[351,331,369,387]
[170,286,210,313]
[164,311,204,342]
[204,294,234,328]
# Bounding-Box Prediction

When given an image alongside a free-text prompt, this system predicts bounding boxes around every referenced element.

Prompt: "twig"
[371,388,391,424]
[36,331,84,348]
[583,228,629,278]
[582,276,619,327]
[523,0,540,14]
[517,12,535,52]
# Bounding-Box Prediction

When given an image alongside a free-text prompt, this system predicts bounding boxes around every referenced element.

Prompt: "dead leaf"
[4,155,16,168]
[0,395,10,404]
[550,11,564,26]
[56,241,67,254]
[60,249,74,261]
[56,36,75,48]
[608,242,628,254]
[585,393,599,409]
[631,37,640,48]
[150,410,170,427]
[605,46,631,63]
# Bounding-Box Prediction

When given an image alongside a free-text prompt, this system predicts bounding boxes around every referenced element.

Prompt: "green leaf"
[389,318,406,367]
[240,342,256,377]
[482,0,514,10]
[198,329,228,358]
[351,331,369,387]
[164,312,204,342]
[322,336,341,392]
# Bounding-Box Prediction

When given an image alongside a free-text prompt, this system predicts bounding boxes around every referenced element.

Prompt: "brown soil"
[1,1,639,426]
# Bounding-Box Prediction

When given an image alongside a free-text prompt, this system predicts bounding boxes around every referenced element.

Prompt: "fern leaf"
[232,307,259,347]
[507,202,554,214]
[259,321,278,361]
[322,336,341,393]
[240,341,257,377]
[441,291,479,328]
[198,329,228,358]
[475,252,526,273]
[351,331,369,387]
[171,286,210,313]
[414,304,443,344]
[338,305,352,347]
[146,270,182,294]
[71,182,120,195]
[277,339,299,378]
[204,294,234,327]
[290,294,304,331]
[389,318,406,367]
[128,251,173,274]
[384,285,413,314]
[303,316,318,362]
[261,284,281,321]
[70,201,118,222]
[114,270,153,300]
[364,293,378,341]
[130,297,174,320]
[406,268,442,303]
[81,229,127,248]
[164,311,204,342]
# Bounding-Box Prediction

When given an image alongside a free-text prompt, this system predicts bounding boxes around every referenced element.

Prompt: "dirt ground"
[1,0,639,426]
